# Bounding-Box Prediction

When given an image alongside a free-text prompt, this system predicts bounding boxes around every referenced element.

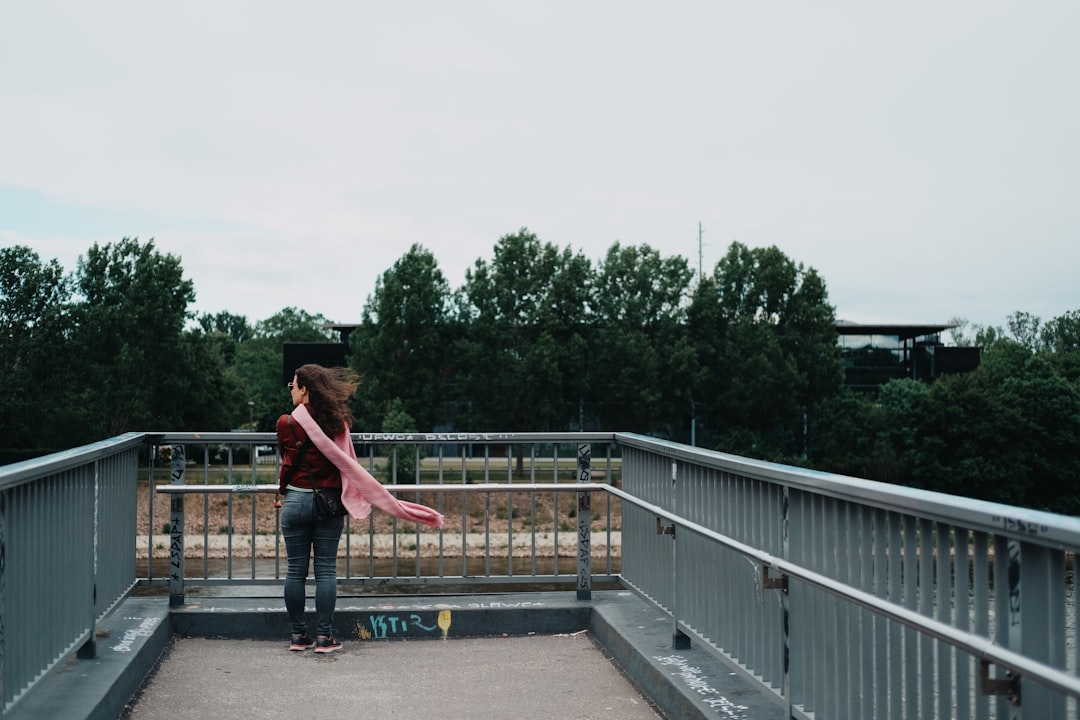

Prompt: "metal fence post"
[77,460,100,659]
[780,485,791,712]
[576,443,591,601]
[670,459,690,649]
[0,490,6,708]
[169,445,187,607]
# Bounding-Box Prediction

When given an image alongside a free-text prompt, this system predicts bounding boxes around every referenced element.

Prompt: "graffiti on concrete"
[654,654,750,719]
[357,612,440,640]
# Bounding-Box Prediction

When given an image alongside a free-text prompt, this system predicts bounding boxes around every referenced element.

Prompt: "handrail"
[607,484,1080,702]
[148,431,617,444]
[0,432,143,491]
[155,482,613,494]
[615,431,1080,552]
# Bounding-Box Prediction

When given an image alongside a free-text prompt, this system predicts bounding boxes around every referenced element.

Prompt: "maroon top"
[275,410,342,495]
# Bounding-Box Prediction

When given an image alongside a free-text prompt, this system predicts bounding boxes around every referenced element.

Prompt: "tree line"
[3,234,1078,512]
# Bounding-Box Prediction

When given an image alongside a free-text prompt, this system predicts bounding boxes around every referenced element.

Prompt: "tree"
[455,229,593,433]
[691,242,842,459]
[69,238,197,440]
[237,307,339,431]
[198,311,253,350]
[381,397,422,483]
[352,245,452,431]
[715,317,804,455]
[830,336,1080,512]
[946,316,1005,348]
[0,246,73,452]
[254,307,336,343]
[1006,311,1042,349]
[1040,310,1080,354]
[590,243,694,436]
[174,326,248,431]
[902,345,1080,510]
[809,389,900,481]
[1040,310,1080,383]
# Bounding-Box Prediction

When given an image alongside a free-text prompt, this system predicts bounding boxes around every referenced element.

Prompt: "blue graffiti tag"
[367,613,439,639]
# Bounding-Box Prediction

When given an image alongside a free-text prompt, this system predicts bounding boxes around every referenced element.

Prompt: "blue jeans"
[281,490,344,637]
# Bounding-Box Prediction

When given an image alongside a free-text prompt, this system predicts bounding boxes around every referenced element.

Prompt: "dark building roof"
[835,320,956,341]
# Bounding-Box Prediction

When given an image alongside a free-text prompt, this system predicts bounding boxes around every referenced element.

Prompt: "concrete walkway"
[8,589,787,720]
[124,635,661,720]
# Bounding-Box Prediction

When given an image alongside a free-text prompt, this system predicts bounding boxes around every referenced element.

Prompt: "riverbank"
[136,530,622,559]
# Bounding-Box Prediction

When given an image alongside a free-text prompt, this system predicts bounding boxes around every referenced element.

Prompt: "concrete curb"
[168,592,592,641]
[6,597,171,720]
[590,593,787,720]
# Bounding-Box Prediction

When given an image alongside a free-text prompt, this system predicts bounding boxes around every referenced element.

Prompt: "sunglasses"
[287,382,296,389]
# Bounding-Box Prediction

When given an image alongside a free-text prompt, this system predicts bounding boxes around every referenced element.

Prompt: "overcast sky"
[2,2,1077,334]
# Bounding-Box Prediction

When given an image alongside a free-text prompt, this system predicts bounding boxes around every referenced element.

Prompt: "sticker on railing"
[353,432,515,442]
[992,514,1049,536]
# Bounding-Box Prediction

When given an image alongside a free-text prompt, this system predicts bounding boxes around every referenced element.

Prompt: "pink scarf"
[292,404,444,529]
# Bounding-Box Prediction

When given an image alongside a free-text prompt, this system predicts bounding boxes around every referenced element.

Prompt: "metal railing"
[0,433,141,715]
[141,432,621,606]
[4,429,1080,718]
[617,433,1080,719]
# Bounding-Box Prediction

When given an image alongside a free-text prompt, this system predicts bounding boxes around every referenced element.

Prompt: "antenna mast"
[698,221,705,281]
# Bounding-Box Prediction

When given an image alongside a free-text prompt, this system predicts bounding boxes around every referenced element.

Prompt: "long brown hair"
[294,364,359,438]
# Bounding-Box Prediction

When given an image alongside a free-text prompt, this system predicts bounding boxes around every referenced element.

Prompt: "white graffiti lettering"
[110,617,162,653]
[353,432,514,443]
[653,654,750,719]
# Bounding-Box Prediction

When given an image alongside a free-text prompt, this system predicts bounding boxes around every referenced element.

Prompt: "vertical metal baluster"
[437,444,445,578]
[249,444,257,580]
[530,444,537,576]
[918,519,934,720]
[954,527,971,719]
[937,522,954,720]
[203,446,211,579]
[415,444,422,578]
[973,531,990,720]
[861,506,876,720]
[903,515,918,717]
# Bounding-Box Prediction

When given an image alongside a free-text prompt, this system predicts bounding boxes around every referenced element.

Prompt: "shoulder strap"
[281,416,312,487]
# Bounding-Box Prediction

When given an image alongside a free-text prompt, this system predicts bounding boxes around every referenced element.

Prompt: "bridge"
[2,431,1079,719]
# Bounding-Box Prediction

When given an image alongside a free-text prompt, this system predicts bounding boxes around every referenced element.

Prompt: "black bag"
[313,486,347,519]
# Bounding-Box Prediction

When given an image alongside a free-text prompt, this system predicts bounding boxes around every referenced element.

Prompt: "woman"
[276,364,357,653]
[277,363,443,654]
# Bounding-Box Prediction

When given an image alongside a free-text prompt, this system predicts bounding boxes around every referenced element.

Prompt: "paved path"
[124,635,662,720]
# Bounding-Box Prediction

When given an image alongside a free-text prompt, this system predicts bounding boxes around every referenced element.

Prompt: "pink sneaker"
[314,635,342,653]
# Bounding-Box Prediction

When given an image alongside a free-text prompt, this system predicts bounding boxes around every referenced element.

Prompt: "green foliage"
[0,246,73,450]
[197,311,252,344]
[381,398,421,484]
[6,233,1080,519]
[455,228,594,432]
[691,241,842,458]
[351,244,451,431]
[69,238,198,440]
[591,242,694,437]
[807,337,1080,513]
[1040,310,1080,354]
[911,349,1080,511]
[254,307,336,343]
[946,316,1005,348]
[237,307,337,431]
